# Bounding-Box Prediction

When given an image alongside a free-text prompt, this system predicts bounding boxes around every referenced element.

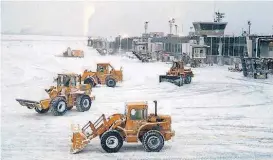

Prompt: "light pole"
[174,24,178,54]
[144,21,149,34]
[175,24,178,36]
[248,20,251,35]
[168,18,175,35]
[271,25,273,37]
[181,23,183,35]
[126,37,129,51]
[119,35,121,54]
[190,27,194,36]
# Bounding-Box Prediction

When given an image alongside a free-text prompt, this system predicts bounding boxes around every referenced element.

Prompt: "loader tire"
[184,75,192,84]
[142,130,164,152]
[50,97,67,116]
[175,76,183,87]
[101,130,123,153]
[106,77,116,87]
[34,107,49,114]
[84,78,95,87]
[76,95,92,112]
[178,78,183,87]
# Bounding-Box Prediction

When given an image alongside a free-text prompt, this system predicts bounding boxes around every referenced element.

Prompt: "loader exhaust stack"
[154,100,157,116]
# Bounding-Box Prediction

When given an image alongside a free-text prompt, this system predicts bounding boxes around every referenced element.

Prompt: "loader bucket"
[15,99,40,109]
[70,124,90,154]
[159,75,183,87]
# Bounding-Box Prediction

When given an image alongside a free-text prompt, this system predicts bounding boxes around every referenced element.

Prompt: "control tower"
[193,11,227,36]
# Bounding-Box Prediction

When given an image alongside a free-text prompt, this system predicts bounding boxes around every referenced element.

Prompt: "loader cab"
[171,62,177,69]
[124,102,148,137]
[171,61,184,69]
[56,74,79,87]
[97,63,110,74]
[129,106,148,120]
[170,61,185,74]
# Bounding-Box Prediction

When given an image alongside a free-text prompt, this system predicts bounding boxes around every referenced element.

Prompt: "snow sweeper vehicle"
[70,100,175,153]
[62,47,84,58]
[16,73,95,116]
[159,61,194,86]
[81,63,123,88]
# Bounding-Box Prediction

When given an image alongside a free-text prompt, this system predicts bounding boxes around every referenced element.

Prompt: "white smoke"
[83,2,95,36]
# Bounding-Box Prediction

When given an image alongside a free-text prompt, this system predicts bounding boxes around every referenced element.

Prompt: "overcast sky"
[1,1,273,37]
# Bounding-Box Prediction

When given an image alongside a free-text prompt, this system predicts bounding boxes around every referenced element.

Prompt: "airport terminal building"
[89,19,273,62]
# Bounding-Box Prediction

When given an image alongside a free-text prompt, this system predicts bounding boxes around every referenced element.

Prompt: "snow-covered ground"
[1,35,273,160]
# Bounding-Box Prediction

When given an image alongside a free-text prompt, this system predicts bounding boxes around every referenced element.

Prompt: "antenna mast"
[214,11,225,22]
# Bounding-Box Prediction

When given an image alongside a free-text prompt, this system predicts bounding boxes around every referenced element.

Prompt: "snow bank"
[1,35,273,160]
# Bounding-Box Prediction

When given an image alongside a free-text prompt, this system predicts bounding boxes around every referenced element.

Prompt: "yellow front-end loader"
[70,100,175,153]
[81,63,123,88]
[63,47,84,58]
[16,73,95,116]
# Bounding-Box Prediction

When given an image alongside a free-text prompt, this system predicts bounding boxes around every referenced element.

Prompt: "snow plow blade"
[159,75,183,87]
[15,99,40,109]
[70,124,90,154]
